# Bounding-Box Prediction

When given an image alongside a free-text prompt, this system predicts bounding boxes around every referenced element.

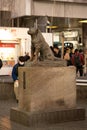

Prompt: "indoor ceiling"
[46,17,84,31]
[14,15,86,32]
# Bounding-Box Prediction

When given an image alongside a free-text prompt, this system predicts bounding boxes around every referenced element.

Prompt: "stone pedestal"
[10,66,85,126]
[19,66,76,111]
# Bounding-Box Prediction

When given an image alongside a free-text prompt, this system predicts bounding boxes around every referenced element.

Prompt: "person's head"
[18,56,25,66]
[79,49,83,54]
[75,49,79,53]
[74,49,79,55]
[53,47,59,53]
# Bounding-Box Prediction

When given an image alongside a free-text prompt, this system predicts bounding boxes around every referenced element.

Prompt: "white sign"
[64,31,78,38]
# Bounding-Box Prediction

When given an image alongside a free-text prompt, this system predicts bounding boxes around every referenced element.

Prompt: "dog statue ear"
[33,24,39,32]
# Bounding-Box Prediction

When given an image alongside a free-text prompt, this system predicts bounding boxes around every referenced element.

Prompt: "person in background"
[71,49,84,76]
[64,48,71,66]
[24,52,30,61]
[0,59,3,69]
[79,49,84,58]
[69,48,74,65]
[84,49,87,76]
[53,46,61,58]
[12,56,25,102]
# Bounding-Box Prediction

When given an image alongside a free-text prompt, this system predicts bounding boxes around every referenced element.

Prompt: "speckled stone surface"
[18,66,76,112]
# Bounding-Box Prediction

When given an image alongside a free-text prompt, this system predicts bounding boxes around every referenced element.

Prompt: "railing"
[76,79,87,86]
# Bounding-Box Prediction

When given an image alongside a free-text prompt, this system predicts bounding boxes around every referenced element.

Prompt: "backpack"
[74,55,81,67]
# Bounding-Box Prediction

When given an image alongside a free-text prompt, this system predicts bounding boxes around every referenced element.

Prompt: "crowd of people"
[64,48,84,76]
[50,45,85,77]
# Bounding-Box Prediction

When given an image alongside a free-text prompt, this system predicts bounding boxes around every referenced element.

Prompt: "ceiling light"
[46,26,58,29]
[79,20,87,23]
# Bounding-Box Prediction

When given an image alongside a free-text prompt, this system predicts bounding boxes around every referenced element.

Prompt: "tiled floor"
[0,75,87,130]
[0,99,87,130]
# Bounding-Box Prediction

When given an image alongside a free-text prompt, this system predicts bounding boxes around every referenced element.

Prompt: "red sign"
[0,43,15,48]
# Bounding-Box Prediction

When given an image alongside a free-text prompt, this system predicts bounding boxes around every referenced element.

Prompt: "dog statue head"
[27,27,38,35]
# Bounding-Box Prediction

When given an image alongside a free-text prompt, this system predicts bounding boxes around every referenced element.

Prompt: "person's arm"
[12,65,18,81]
[80,54,85,65]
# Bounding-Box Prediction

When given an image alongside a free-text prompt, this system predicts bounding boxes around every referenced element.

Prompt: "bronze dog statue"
[27,27,61,62]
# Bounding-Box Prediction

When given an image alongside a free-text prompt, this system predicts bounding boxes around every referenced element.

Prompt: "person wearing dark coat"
[12,56,25,102]
[53,47,61,58]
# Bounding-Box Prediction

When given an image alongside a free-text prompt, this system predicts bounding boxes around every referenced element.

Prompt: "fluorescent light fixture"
[46,26,58,29]
[79,20,87,23]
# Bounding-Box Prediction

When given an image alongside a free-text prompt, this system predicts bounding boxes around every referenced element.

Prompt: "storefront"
[0,27,31,75]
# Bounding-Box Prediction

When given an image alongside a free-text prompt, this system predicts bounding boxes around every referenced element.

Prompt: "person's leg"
[76,67,79,77]
[79,67,83,76]
[76,67,79,73]
[14,80,19,102]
